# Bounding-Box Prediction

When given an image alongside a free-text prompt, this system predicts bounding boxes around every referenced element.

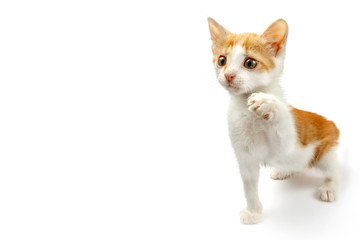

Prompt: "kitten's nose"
[224,72,236,83]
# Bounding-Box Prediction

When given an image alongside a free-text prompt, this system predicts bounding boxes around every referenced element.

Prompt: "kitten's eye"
[244,58,258,69]
[218,56,227,66]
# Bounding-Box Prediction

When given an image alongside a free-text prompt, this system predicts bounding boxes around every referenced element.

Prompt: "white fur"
[214,43,339,224]
[315,147,339,202]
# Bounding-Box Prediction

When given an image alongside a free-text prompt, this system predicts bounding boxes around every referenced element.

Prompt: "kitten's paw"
[240,209,262,224]
[247,93,278,121]
[318,184,337,202]
[270,170,291,180]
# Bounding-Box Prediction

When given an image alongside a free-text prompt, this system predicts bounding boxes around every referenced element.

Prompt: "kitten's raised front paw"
[240,209,262,224]
[247,92,278,121]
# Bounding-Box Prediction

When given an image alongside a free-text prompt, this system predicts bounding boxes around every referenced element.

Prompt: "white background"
[0,0,359,239]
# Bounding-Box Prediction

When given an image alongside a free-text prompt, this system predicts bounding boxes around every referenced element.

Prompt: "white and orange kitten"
[208,18,340,224]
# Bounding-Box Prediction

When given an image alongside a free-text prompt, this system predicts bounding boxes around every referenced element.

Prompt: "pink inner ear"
[267,40,283,56]
[208,18,232,51]
[261,19,288,56]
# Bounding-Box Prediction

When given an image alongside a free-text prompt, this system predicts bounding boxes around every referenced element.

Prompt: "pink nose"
[224,73,235,83]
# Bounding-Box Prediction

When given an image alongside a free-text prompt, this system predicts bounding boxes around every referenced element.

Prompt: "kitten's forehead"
[219,33,275,70]
[229,44,245,67]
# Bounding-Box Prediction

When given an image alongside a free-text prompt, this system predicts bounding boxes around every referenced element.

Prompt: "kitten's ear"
[208,17,229,45]
[261,19,288,56]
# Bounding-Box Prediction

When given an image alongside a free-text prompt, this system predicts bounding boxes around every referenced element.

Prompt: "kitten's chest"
[227,101,271,153]
[228,108,267,140]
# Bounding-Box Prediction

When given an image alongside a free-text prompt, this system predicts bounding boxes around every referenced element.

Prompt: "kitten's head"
[208,18,288,95]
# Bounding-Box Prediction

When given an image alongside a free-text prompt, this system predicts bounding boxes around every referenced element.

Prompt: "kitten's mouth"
[226,84,239,91]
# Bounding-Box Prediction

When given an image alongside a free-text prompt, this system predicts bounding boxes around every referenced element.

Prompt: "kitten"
[208,18,340,224]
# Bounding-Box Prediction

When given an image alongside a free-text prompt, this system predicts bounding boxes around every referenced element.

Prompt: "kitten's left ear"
[208,17,230,45]
[261,19,288,56]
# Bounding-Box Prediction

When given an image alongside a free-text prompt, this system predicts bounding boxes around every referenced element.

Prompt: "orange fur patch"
[238,33,275,70]
[291,107,340,167]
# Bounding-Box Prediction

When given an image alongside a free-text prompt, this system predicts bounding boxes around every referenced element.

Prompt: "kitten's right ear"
[261,19,288,56]
[208,17,229,45]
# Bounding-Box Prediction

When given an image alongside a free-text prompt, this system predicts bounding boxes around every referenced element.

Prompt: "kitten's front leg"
[247,92,296,151]
[247,92,297,179]
[238,159,263,224]
[247,92,281,121]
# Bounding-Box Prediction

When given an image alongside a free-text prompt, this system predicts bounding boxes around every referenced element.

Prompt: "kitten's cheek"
[215,68,221,76]
[218,78,226,86]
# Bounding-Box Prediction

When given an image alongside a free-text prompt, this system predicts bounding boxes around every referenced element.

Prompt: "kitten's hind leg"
[270,170,292,180]
[315,147,339,202]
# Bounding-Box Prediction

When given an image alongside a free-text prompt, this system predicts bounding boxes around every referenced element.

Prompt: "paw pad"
[247,93,277,121]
